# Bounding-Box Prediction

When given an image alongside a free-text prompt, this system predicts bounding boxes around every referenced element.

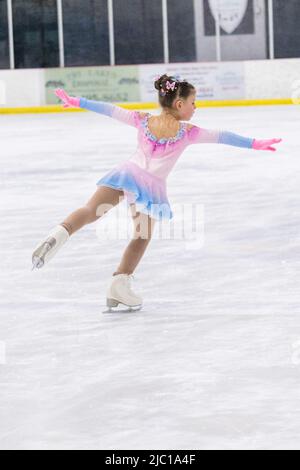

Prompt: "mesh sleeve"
[79,98,140,128]
[188,125,254,148]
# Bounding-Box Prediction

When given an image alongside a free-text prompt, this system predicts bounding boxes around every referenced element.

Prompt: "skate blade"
[102,299,142,314]
[102,305,143,314]
[31,256,44,271]
[31,237,57,270]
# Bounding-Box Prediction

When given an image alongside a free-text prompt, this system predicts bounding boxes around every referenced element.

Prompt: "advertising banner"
[139,62,245,102]
[45,66,140,104]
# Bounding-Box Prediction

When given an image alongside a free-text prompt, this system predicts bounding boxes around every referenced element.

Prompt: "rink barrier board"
[0,98,295,114]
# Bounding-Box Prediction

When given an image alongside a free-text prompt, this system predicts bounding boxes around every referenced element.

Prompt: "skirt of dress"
[96,161,173,221]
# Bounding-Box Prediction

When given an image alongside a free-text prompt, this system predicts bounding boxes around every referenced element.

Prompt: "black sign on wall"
[204,0,254,36]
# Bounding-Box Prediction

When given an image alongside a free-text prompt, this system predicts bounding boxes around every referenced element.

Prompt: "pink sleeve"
[187,125,221,144]
[187,125,254,149]
[79,98,141,128]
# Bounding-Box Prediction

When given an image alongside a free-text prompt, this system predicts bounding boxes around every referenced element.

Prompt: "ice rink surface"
[1,104,300,450]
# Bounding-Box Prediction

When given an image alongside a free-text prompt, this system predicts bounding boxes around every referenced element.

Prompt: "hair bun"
[153,73,195,107]
[154,74,180,95]
[154,73,169,91]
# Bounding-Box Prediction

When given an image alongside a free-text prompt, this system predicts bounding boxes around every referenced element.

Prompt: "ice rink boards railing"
[0,98,294,114]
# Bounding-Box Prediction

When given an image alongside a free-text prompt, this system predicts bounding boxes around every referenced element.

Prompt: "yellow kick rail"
[0,98,295,114]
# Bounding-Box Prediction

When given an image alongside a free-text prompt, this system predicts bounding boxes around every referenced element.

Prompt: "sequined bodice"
[140,113,188,145]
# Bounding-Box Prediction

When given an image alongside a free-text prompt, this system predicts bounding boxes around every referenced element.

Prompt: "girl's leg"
[60,186,124,236]
[113,204,156,276]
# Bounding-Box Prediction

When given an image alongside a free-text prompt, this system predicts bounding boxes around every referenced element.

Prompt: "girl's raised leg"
[60,186,125,236]
[32,186,124,269]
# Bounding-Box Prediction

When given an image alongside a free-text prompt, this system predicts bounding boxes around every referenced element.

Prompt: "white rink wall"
[244,59,300,100]
[0,69,44,107]
[0,58,300,108]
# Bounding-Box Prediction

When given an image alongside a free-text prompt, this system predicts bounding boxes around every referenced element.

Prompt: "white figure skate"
[32,225,70,270]
[103,273,143,313]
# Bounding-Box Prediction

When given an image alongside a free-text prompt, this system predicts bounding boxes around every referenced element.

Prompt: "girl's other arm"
[187,125,282,151]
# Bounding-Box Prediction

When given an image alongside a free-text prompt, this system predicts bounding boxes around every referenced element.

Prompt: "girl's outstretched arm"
[188,125,282,151]
[54,88,139,128]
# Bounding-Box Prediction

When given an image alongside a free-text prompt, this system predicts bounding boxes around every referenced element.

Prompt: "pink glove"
[54,88,80,108]
[252,138,282,152]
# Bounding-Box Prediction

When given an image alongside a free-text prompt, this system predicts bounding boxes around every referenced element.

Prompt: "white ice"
[1,105,300,450]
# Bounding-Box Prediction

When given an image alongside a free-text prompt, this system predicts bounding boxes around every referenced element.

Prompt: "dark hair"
[154,73,196,109]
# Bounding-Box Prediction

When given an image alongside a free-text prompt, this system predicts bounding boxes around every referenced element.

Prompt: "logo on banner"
[208,0,248,34]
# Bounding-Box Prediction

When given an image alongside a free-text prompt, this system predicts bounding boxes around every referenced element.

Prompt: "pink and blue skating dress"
[79,98,254,221]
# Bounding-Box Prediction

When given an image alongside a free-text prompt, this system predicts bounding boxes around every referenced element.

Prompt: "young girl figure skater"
[32,74,282,312]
